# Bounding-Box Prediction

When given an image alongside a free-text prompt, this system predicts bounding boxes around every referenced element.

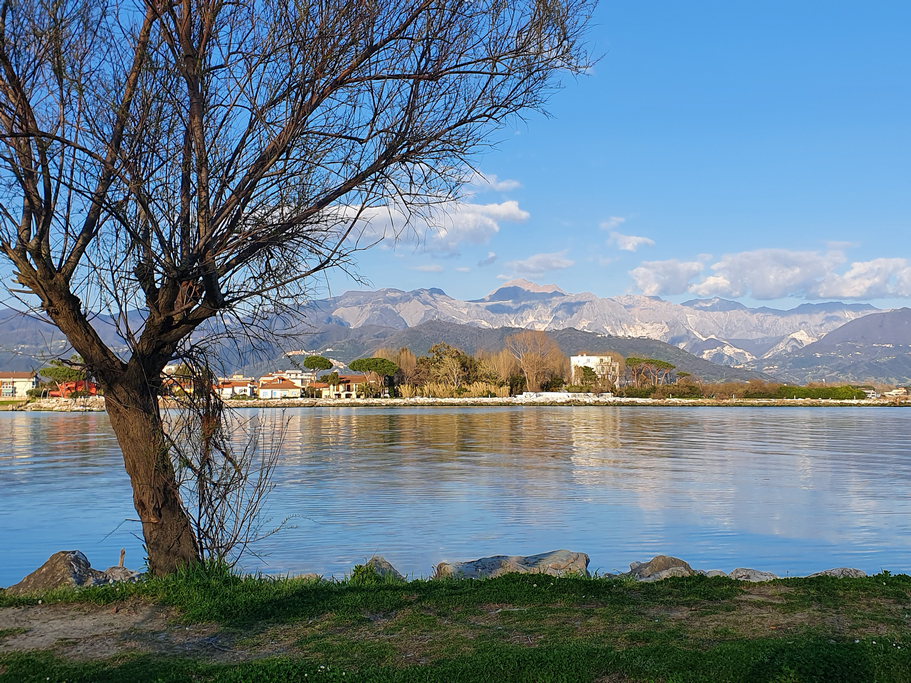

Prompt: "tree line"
[305,332,873,401]
[306,331,680,398]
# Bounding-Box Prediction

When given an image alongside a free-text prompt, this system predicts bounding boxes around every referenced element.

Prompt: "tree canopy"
[349,357,399,379]
[303,356,333,372]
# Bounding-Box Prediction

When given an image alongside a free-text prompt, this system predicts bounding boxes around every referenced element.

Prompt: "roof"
[259,379,299,390]
[218,380,253,388]
[309,382,329,389]
[0,372,37,379]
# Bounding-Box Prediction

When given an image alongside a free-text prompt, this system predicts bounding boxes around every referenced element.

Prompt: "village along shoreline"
[7,394,910,412]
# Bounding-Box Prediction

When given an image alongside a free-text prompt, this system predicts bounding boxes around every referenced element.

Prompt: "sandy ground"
[0,601,238,662]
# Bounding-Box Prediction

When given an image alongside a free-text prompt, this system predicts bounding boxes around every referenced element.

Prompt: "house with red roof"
[0,371,38,398]
[216,378,257,398]
[258,377,301,399]
[311,374,367,399]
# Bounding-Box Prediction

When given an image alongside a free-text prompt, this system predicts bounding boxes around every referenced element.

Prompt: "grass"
[1,563,910,682]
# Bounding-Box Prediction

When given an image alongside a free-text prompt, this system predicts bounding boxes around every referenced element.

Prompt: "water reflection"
[1,407,910,585]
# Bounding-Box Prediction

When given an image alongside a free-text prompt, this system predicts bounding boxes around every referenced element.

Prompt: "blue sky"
[333,1,911,309]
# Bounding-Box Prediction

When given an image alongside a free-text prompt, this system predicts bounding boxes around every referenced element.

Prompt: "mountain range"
[3,280,910,385]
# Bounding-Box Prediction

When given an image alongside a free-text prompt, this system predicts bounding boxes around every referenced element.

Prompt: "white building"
[258,378,301,399]
[570,354,623,386]
[216,376,257,398]
[0,372,38,398]
[257,369,316,388]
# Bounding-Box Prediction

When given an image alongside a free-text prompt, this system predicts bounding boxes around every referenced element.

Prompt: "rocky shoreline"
[4,549,877,597]
[14,394,910,412]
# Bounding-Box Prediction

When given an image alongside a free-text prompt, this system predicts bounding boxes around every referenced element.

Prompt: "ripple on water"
[1,406,909,584]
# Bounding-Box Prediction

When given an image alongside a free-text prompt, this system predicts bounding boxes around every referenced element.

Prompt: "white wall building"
[258,369,316,388]
[0,372,38,398]
[570,354,623,386]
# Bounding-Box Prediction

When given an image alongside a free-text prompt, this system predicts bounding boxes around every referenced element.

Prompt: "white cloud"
[504,250,574,276]
[411,264,444,273]
[599,216,626,230]
[455,267,471,273]
[812,258,911,299]
[469,172,522,192]
[689,249,844,299]
[477,252,497,267]
[629,260,704,296]
[630,247,911,300]
[350,199,528,255]
[607,231,655,252]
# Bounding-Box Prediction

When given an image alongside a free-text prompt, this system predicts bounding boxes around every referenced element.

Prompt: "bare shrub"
[164,356,290,565]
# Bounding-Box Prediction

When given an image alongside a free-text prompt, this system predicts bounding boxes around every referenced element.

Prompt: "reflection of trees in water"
[570,408,621,456]
[214,407,911,549]
[250,409,610,509]
[2,413,117,463]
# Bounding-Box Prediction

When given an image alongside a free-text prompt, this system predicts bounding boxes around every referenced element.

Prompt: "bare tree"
[504,330,563,392]
[377,346,417,385]
[477,347,519,384]
[0,0,593,574]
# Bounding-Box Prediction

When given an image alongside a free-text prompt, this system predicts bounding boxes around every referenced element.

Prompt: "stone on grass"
[434,549,589,580]
[729,568,778,582]
[366,556,405,581]
[629,555,695,582]
[806,567,867,579]
[100,566,142,583]
[704,570,728,578]
[5,551,126,595]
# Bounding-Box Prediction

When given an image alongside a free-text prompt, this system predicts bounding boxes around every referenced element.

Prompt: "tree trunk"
[103,375,200,576]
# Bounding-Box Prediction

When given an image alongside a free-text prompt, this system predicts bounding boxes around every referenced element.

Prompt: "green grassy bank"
[1,564,910,682]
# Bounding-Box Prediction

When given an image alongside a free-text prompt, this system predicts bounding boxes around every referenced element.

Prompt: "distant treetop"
[303,356,333,372]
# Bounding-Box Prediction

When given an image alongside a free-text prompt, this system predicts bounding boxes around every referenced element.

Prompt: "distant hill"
[760,308,911,385]
[0,280,897,384]
[234,320,769,383]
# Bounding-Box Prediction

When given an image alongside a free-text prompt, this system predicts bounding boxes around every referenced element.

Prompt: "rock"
[366,556,405,581]
[807,567,867,579]
[705,570,728,578]
[434,549,589,579]
[629,555,695,581]
[6,551,108,595]
[101,566,142,583]
[729,567,778,582]
[295,573,323,582]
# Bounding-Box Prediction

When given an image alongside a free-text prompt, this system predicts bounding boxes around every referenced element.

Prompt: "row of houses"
[0,368,370,400]
[0,371,99,398]
[216,369,370,400]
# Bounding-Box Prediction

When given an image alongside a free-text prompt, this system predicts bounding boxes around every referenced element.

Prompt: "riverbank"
[1,564,909,682]
[16,394,911,412]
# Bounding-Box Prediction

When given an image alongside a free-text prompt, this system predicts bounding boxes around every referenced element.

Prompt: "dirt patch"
[0,600,239,662]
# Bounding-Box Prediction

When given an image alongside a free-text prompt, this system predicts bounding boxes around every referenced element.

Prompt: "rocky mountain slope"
[234,319,767,383]
[4,281,907,384]
[303,279,878,366]
[761,308,911,385]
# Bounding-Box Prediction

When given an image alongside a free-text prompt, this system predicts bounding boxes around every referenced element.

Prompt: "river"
[1,406,909,585]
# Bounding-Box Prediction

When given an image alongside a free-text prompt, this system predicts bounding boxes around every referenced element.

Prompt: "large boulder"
[5,551,139,596]
[729,567,778,582]
[434,549,589,579]
[629,555,695,582]
[807,567,867,579]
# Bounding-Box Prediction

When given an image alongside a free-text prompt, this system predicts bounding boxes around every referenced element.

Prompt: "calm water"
[1,406,910,585]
